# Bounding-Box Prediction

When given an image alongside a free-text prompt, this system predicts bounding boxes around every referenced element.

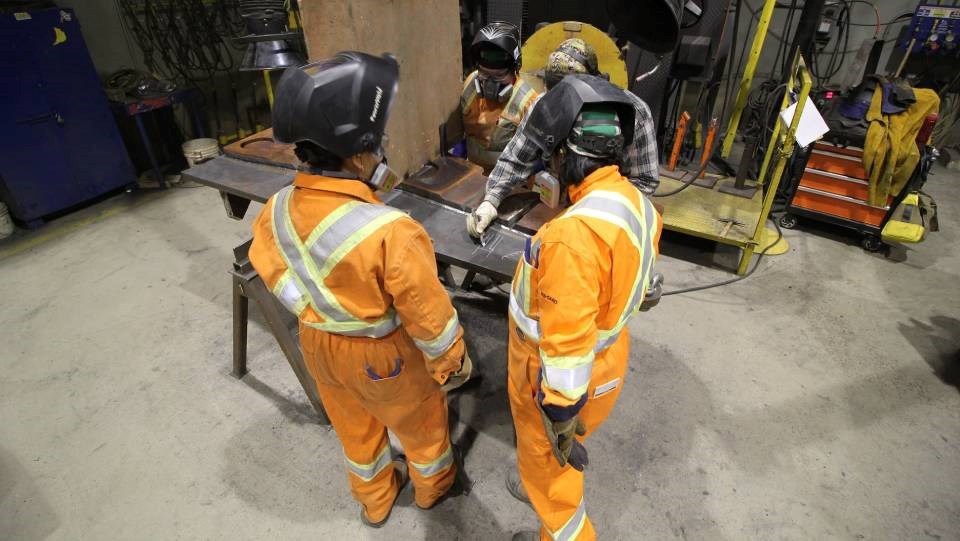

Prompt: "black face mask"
[476,75,513,103]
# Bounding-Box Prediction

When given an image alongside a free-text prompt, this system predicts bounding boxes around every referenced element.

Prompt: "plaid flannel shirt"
[484,90,660,207]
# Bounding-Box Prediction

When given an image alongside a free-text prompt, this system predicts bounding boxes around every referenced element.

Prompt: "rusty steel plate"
[223,128,299,169]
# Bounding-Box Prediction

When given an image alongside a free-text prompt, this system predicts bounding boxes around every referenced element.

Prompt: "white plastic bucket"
[182,138,221,167]
[0,202,14,239]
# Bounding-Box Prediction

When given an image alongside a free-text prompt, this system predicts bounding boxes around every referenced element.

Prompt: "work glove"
[441,350,473,393]
[466,201,498,238]
[537,405,589,471]
[639,273,664,312]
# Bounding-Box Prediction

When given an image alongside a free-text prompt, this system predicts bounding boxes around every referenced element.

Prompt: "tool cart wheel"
[861,234,884,252]
[778,213,798,229]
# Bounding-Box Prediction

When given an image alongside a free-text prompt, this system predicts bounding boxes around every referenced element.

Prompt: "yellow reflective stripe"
[541,350,595,369]
[344,444,392,482]
[270,190,324,317]
[270,189,403,337]
[509,292,541,338]
[462,71,478,109]
[413,311,462,359]
[304,200,362,248]
[316,211,404,277]
[503,81,536,123]
[563,191,644,249]
[308,204,405,320]
[564,190,657,329]
[410,445,454,478]
[541,350,594,400]
[550,497,587,541]
[272,271,309,315]
[519,258,533,314]
[274,188,353,322]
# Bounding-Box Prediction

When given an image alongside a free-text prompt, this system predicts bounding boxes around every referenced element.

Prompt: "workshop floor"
[1,168,958,541]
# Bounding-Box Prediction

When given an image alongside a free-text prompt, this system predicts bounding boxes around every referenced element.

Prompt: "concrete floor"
[1,167,958,541]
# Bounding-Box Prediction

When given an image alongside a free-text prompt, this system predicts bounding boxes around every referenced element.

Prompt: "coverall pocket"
[360,353,408,402]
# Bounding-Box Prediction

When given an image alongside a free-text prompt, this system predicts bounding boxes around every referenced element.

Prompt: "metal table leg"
[232,273,249,378]
[134,114,165,189]
[230,267,330,425]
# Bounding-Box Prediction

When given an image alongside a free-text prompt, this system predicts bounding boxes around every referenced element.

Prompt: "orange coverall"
[507,165,662,540]
[460,70,538,170]
[249,173,465,521]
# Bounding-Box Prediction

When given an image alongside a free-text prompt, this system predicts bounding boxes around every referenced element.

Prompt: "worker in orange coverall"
[249,52,471,528]
[504,74,663,541]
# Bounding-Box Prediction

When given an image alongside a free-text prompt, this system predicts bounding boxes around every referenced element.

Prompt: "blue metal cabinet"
[0,8,135,224]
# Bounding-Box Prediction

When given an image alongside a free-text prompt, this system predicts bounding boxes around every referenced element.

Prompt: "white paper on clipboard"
[779,96,829,147]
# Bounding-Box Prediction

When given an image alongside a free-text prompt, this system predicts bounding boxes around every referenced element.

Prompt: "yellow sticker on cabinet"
[53,27,67,46]
[14,12,31,20]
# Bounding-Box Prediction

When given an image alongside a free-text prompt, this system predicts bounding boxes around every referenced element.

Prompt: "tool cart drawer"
[792,186,889,226]
[799,168,871,200]
[807,147,867,178]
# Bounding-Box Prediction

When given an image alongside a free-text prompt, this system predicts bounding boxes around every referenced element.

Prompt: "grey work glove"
[639,273,664,312]
[537,406,589,471]
[466,201,498,238]
[441,350,473,393]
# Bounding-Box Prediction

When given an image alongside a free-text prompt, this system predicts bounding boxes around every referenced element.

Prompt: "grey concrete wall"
[59,0,143,76]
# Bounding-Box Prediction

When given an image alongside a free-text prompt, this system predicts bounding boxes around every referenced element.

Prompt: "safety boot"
[360,457,409,528]
[505,466,531,507]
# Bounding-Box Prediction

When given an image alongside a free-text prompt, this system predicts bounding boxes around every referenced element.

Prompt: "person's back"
[251,174,454,356]
[248,51,471,529]
[516,166,659,359]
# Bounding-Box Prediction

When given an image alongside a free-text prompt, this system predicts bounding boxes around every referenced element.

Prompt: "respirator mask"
[533,146,569,209]
[475,67,514,103]
[362,138,401,192]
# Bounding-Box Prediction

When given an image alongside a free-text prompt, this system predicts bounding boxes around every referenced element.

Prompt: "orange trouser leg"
[507,321,630,540]
[300,324,456,518]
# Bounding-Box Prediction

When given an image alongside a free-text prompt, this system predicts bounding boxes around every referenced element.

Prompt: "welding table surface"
[380,190,525,282]
[183,156,527,281]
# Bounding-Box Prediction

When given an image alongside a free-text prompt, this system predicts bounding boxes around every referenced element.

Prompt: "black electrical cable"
[655,0,751,197]
[661,217,783,295]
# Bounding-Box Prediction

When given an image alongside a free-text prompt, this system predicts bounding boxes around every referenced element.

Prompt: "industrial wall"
[299,0,463,177]
[58,0,141,76]
[735,0,917,84]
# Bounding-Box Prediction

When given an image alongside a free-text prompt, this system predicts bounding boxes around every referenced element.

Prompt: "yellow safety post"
[263,70,275,108]
[721,0,778,158]
[736,52,812,275]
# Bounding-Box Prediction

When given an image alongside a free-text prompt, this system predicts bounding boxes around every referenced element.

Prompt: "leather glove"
[466,201,498,238]
[441,350,473,393]
[537,405,589,471]
[639,272,663,312]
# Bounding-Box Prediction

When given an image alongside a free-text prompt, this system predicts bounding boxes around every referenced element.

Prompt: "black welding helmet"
[272,51,399,159]
[471,21,522,71]
[606,0,682,54]
[523,74,635,156]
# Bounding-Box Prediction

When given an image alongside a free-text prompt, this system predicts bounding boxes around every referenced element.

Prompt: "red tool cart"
[778,118,938,252]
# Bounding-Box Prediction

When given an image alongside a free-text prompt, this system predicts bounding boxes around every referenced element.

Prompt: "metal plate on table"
[401,156,485,206]
[514,202,563,234]
[223,128,299,169]
[382,190,527,282]
[182,156,294,203]
[431,171,487,211]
